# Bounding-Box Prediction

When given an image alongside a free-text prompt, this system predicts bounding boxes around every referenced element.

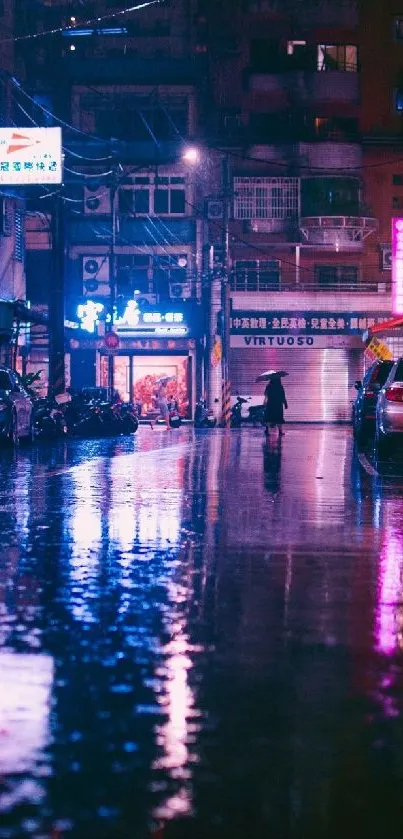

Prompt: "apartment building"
[200,0,393,421]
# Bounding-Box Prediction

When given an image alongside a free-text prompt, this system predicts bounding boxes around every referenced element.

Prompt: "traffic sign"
[104,332,120,350]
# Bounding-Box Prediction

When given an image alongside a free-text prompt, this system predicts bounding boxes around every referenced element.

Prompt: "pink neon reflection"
[376,533,402,655]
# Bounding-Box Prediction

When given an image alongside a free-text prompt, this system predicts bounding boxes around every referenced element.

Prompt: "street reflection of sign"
[392,218,403,315]
[231,312,391,335]
[0,128,62,184]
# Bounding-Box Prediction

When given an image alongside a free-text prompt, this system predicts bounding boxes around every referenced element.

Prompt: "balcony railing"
[230,276,391,294]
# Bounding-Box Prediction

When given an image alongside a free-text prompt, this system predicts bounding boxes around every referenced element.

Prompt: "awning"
[363,316,403,342]
[13,301,49,326]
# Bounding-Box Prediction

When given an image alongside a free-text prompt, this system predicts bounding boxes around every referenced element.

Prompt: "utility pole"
[107,157,119,399]
[221,153,231,426]
[48,192,65,396]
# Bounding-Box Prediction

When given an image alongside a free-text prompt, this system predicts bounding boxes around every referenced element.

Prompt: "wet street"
[1,425,403,839]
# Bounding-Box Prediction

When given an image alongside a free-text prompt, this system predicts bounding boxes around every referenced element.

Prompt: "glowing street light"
[182,146,200,165]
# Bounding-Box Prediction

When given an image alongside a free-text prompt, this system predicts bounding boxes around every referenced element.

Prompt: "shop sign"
[392,217,403,315]
[231,335,363,349]
[76,298,190,337]
[0,128,62,184]
[231,312,391,335]
[365,337,393,363]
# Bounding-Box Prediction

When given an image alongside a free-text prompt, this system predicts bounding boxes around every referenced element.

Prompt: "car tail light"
[364,391,376,398]
[385,387,403,402]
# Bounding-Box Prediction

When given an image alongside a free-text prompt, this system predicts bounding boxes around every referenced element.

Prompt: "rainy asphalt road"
[1,425,403,839]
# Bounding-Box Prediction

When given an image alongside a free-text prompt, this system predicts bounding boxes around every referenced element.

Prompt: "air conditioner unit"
[206,199,224,220]
[380,245,392,271]
[169,281,192,300]
[133,293,157,308]
[82,255,110,296]
[84,185,111,215]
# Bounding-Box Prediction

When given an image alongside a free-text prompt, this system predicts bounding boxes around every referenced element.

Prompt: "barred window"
[233,177,299,220]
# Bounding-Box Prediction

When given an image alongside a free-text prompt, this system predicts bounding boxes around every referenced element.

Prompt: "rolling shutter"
[230,348,363,422]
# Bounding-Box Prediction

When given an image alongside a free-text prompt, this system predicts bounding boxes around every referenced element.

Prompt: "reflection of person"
[264,375,288,437]
[263,438,282,494]
[150,382,171,431]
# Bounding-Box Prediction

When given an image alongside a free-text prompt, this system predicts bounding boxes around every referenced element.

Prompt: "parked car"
[375,357,403,457]
[0,367,34,444]
[352,360,395,441]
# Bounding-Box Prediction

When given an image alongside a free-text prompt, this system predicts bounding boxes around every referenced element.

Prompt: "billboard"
[392,217,403,315]
[0,128,62,185]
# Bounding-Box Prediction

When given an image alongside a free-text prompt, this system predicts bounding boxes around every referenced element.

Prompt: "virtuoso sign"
[392,218,403,315]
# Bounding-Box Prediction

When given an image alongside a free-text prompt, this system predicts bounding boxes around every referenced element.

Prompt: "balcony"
[247,70,359,106]
[245,0,357,28]
[299,214,378,249]
[231,276,390,294]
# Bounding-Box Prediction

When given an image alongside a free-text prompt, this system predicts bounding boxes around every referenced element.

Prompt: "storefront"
[72,300,203,418]
[230,310,391,423]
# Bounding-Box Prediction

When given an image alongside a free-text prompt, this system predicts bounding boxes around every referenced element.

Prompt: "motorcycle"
[194,398,217,428]
[231,395,249,428]
[115,401,139,434]
[168,397,182,429]
[247,403,265,426]
[33,397,67,440]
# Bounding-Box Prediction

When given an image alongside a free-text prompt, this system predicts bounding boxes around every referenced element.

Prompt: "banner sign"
[231,335,363,349]
[231,312,390,335]
[0,128,62,184]
[392,217,403,315]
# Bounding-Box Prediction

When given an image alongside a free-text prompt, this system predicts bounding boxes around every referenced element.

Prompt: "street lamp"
[182,146,201,165]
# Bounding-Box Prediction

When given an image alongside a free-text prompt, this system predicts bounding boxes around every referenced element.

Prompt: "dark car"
[352,359,394,441]
[0,366,34,444]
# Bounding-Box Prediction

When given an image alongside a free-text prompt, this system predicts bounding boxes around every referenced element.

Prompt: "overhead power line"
[0,0,164,44]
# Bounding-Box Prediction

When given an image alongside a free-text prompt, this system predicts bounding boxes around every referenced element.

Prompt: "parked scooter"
[194,398,217,428]
[33,396,67,440]
[231,395,249,428]
[247,403,265,426]
[168,396,182,429]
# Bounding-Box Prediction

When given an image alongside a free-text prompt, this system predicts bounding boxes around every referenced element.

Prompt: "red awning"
[364,316,403,340]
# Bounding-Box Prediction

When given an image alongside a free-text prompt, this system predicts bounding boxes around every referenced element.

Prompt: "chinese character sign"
[392,218,403,315]
[0,128,62,185]
[230,312,391,334]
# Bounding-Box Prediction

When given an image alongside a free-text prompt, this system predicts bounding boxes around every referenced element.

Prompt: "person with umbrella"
[257,371,288,438]
[150,376,174,431]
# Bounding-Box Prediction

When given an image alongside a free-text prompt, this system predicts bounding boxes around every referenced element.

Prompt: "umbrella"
[255,370,289,383]
[156,375,176,385]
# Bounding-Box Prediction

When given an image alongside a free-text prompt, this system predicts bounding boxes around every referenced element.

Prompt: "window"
[84,92,189,141]
[393,174,403,185]
[394,17,403,40]
[232,260,280,291]
[394,89,403,111]
[116,252,188,299]
[233,177,299,220]
[393,196,403,210]
[315,265,359,288]
[317,44,357,72]
[118,174,186,216]
[301,177,360,216]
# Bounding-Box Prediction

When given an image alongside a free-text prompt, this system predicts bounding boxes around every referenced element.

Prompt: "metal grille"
[231,260,281,291]
[233,177,299,220]
[14,211,24,263]
[230,348,363,422]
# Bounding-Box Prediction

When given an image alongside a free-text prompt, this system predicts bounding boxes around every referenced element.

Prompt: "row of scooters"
[33,392,265,439]
[33,391,140,440]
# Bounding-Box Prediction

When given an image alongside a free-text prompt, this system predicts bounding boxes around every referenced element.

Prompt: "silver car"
[0,367,34,444]
[375,357,403,456]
